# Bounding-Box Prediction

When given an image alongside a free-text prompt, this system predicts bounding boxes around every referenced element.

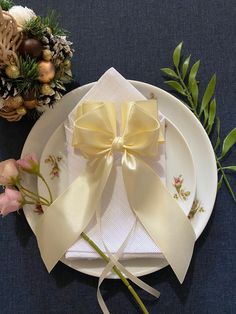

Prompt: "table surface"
[0,1,236,313]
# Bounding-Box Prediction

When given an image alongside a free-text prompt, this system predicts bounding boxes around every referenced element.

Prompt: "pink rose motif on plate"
[173,175,190,201]
[44,155,62,179]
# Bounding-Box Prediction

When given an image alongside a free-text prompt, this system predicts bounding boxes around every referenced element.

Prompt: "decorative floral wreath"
[0,1,73,121]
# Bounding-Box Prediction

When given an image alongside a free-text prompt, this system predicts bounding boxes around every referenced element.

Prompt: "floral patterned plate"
[38,114,196,262]
[21,81,217,278]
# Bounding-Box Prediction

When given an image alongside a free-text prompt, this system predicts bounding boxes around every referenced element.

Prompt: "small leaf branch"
[161,42,236,202]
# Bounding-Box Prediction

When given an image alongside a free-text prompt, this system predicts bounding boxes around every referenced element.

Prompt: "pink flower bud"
[17,153,39,174]
[0,159,19,185]
[173,175,183,188]
[0,188,23,216]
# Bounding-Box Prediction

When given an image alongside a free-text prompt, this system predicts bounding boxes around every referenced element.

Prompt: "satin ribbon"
[35,99,195,284]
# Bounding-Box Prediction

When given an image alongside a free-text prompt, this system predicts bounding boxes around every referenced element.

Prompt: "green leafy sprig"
[14,56,39,94]
[43,11,66,36]
[23,11,66,40]
[0,0,14,11]
[161,42,236,202]
[23,16,45,40]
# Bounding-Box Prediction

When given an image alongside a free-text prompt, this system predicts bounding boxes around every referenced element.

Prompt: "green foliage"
[23,11,66,39]
[0,0,13,11]
[172,42,182,68]
[43,11,66,36]
[200,74,216,116]
[20,55,38,79]
[162,42,236,203]
[23,16,45,40]
[182,55,191,80]
[15,56,39,94]
[221,128,236,158]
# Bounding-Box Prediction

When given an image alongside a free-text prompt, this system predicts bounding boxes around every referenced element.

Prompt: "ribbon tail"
[35,156,113,272]
[122,152,196,283]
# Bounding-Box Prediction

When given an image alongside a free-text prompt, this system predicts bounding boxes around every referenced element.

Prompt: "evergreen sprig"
[23,11,66,40]
[43,11,66,36]
[15,56,39,94]
[161,42,236,202]
[23,16,45,40]
[0,0,14,11]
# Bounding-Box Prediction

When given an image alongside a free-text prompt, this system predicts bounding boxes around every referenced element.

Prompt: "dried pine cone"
[0,70,19,99]
[41,30,73,67]
[38,80,66,107]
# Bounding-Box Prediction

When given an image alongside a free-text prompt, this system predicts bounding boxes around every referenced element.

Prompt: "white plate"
[22,81,217,278]
[38,116,196,260]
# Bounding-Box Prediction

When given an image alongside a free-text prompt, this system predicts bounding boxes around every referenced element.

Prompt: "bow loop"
[122,100,162,157]
[72,100,162,158]
[72,101,116,158]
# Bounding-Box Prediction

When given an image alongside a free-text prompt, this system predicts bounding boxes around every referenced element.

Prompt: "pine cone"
[42,31,74,66]
[38,31,73,108]
[0,70,18,99]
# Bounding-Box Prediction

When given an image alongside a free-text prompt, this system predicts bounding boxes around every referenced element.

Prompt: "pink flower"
[0,159,19,185]
[173,175,183,188]
[0,188,24,216]
[17,153,39,174]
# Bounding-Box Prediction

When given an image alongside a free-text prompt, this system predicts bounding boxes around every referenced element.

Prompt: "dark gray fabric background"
[0,1,235,313]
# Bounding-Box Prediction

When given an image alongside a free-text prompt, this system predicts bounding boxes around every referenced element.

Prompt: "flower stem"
[81,232,149,314]
[35,174,150,312]
[24,201,39,205]
[176,68,200,118]
[17,183,50,205]
[38,173,53,204]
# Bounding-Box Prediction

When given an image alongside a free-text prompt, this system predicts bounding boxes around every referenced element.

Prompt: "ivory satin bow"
[35,99,195,283]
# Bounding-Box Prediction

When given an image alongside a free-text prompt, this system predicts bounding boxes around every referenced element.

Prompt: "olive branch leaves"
[161,42,236,202]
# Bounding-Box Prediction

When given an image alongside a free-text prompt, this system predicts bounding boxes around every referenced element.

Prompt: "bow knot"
[112,136,124,152]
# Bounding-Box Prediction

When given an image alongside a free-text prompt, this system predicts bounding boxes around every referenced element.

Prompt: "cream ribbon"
[35,99,196,284]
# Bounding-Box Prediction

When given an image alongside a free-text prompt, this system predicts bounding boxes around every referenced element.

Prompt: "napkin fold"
[64,68,165,259]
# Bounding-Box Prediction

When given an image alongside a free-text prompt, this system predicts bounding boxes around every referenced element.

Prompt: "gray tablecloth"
[0,1,235,313]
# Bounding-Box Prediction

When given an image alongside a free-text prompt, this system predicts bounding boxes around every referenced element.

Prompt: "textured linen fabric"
[0,0,235,313]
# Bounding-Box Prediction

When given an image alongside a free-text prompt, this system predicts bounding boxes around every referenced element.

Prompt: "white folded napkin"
[64,67,165,259]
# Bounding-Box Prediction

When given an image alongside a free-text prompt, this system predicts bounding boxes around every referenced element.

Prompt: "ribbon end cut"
[168,225,196,284]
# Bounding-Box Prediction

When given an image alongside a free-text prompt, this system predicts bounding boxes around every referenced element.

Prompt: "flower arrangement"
[0,154,155,313]
[0,154,52,215]
[0,1,73,121]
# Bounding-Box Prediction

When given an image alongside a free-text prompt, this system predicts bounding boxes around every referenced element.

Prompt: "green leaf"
[207,98,216,134]
[188,60,200,86]
[221,128,236,158]
[203,108,209,126]
[164,80,186,95]
[217,175,223,191]
[214,117,221,151]
[181,55,191,79]
[161,68,178,79]
[173,42,183,68]
[222,166,236,172]
[189,77,198,107]
[200,74,216,115]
